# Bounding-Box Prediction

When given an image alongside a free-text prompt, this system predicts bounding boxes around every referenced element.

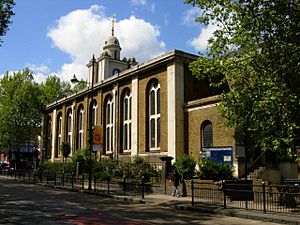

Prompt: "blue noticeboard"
[202,147,233,165]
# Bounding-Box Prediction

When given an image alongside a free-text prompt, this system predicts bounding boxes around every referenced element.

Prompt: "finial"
[111,13,116,36]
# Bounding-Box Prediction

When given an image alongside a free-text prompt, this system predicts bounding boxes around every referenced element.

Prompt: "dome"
[103,36,120,49]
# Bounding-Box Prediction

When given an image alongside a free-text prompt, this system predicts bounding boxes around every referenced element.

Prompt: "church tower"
[87,15,137,84]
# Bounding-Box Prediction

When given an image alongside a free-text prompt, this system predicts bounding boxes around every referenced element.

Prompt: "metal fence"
[191,180,300,215]
[0,170,156,198]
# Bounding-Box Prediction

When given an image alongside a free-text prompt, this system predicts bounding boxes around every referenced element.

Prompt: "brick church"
[43,20,249,179]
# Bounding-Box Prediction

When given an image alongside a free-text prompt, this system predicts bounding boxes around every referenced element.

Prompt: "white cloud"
[26,63,51,83]
[188,23,218,52]
[131,0,147,6]
[47,5,165,82]
[182,7,201,27]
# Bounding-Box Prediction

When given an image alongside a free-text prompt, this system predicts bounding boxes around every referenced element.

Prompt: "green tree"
[0,0,15,45]
[39,75,72,105]
[185,0,300,160]
[0,68,44,167]
[72,79,87,93]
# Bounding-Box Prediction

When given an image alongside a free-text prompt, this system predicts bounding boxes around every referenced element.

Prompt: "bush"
[175,155,196,179]
[198,159,234,181]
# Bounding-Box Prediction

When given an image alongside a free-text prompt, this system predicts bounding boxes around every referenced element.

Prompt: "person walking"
[170,167,181,197]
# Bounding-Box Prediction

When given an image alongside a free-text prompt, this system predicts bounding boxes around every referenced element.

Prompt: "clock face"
[112,68,120,75]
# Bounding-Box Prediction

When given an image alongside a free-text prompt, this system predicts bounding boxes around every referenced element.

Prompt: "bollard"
[71,172,74,189]
[123,175,126,196]
[141,176,145,199]
[223,180,227,209]
[82,175,84,189]
[191,180,194,206]
[262,181,266,213]
[107,178,110,194]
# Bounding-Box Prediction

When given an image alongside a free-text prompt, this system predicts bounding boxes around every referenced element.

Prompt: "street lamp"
[71,54,95,190]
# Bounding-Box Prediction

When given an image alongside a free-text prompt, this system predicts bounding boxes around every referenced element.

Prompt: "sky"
[0,0,217,83]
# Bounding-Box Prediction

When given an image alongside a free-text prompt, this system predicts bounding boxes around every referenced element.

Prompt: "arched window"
[105,95,114,153]
[148,80,160,150]
[46,116,52,160]
[66,108,72,147]
[201,121,213,147]
[122,89,131,152]
[56,113,62,158]
[90,100,97,126]
[77,105,84,150]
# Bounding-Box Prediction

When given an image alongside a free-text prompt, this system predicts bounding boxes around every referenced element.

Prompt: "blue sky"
[0,0,216,83]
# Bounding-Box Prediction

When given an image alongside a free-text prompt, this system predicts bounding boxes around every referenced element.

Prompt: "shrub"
[175,155,196,179]
[198,159,234,181]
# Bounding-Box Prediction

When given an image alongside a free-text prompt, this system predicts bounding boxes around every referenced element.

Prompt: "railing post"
[94,176,96,191]
[107,178,110,194]
[71,172,74,189]
[262,181,266,213]
[141,176,145,199]
[23,170,26,180]
[28,171,31,183]
[46,173,49,184]
[54,173,57,186]
[62,171,65,186]
[123,175,126,196]
[223,180,227,209]
[34,171,36,183]
[191,180,194,206]
[82,175,84,189]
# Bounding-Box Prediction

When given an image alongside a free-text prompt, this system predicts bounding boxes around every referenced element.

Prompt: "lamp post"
[71,54,95,190]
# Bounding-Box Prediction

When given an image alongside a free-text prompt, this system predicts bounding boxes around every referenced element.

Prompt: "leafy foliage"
[185,0,300,159]
[0,0,15,45]
[60,142,71,159]
[39,75,72,105]
[175,155,196,179]
[0,69,44,153]
[198,159,234,181]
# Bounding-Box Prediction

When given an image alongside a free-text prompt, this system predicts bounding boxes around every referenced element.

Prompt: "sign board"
[93,125,103,152]
[201,146,233,165]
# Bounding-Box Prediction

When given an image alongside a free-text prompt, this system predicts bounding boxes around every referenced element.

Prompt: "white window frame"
[78,106,84,150]
[149,81,160,150]
[122,90,132,152]
[57,114,62,157]
[67,109,73,149]
[91,101,98,126]
[105,96,114,153]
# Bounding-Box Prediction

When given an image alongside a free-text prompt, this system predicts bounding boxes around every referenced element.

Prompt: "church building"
[43,19,244,177]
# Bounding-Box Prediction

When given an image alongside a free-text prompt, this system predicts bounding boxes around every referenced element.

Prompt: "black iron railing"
[0,170,151,199]
[191,180,300,215]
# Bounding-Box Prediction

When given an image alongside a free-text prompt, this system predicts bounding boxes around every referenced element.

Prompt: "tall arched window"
[201,120,213,148]
[148,80,160,150]
[46,116,52,160]
[90,100,97,126]
[56,113,62,158]
[77,105,84,150]
[122,89,131,152]
[105,95,114,153]
[66,108,72,146]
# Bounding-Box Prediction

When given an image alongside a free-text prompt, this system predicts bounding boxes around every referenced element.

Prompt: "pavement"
[2,176,300,225]
[42,184,300,225]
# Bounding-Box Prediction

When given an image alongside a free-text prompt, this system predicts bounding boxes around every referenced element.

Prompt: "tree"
[185,0,300,160]
[39,75,72,105]
[0,0,15,45]
[0,68,44,167]
[72,79,87,93]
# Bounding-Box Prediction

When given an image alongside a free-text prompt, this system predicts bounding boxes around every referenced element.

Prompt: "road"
[0,178,283,225]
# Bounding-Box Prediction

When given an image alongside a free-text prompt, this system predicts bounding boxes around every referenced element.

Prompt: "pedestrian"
[170,166,181,197]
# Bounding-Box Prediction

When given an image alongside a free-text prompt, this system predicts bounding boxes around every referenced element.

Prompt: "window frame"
[148,81,161,151]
